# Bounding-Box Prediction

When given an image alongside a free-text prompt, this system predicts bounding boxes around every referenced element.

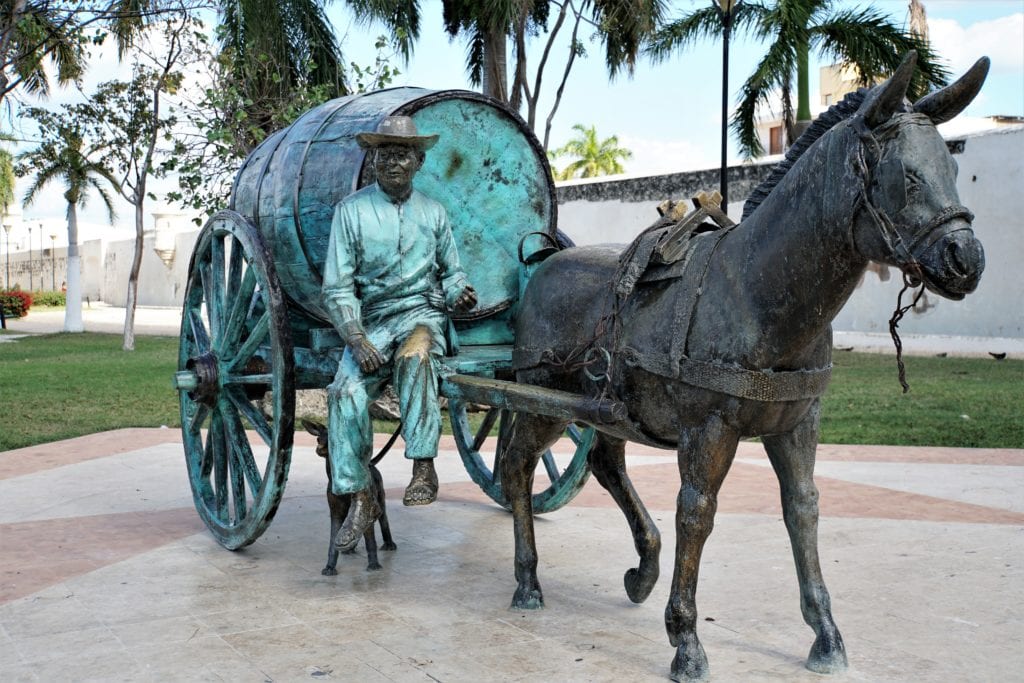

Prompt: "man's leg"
[393,325,441,506]
[327,352,385,549]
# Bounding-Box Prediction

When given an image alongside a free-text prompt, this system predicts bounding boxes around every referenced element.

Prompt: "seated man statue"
[323,115,477,551]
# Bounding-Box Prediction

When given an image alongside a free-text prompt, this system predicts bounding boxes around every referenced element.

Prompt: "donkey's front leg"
[501,414,568,610]
[763,401,847,674]
[666,414,739,682]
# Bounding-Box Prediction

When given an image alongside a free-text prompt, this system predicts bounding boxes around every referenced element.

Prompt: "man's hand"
[453,285,477,312]
[348,335,385,374]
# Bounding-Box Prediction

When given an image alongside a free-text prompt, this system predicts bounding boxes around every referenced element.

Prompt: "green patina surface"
[230,88,555,347]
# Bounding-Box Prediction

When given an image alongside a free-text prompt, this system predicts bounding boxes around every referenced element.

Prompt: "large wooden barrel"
[229,87,557,345]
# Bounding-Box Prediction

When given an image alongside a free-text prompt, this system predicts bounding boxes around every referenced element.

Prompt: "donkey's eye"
[905,171,923,195]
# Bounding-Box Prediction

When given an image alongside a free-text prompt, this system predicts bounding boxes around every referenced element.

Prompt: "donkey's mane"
[742,89,868,221]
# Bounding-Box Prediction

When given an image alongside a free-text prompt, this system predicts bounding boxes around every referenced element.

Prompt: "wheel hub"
[185,352,220,406]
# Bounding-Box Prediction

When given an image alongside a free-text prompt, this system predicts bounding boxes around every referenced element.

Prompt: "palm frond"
[645,5,723,63]
[732,37,795,158]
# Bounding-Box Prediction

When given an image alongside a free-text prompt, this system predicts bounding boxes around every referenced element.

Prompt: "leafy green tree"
[0,1,198,108]
[647,0,949,157]
[547,123,632,180]
[166,30,403,219]
[85,10,194,349]
[18,106,119,332]
[0,134,15,218]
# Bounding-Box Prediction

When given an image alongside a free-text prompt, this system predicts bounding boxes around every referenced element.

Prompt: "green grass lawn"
[1,332,1021,451]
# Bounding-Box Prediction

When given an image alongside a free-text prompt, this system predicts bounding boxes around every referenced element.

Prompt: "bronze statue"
[322,116,477,551]
[503,53,990,680]
[303,420,396,572]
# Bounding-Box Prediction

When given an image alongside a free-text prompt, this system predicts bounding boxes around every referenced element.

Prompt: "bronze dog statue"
[302,419,396,572]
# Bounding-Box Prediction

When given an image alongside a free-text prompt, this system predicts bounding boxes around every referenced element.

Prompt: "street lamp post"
[716,0,738,213]
[50,233,56,290]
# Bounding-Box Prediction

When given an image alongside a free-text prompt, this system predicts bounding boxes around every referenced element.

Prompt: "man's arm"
[323,203,384,373]
[434,207,476,312]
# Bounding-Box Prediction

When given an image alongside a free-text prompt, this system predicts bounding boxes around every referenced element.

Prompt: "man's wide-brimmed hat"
[355,116,439,150]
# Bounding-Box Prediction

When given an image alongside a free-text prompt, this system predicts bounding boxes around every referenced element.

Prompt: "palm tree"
[647,0,949,157]
[0,0,86,105]
[441,1,665,106]
[19,109,119,332]
[0,134,15,218]
[218,0,420,140]
[548,123,632,180]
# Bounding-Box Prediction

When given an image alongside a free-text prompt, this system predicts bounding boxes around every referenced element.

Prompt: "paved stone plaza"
[1,428,1022,681]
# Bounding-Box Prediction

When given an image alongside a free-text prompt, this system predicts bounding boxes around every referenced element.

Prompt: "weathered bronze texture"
[504,53,990,681]
[303,420,396,573]
[321,116,477,552]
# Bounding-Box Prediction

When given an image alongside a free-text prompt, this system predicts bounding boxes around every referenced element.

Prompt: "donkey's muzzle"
[917,227,985,299]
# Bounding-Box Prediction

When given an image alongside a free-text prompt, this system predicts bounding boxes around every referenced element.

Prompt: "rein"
[851,115,973,392]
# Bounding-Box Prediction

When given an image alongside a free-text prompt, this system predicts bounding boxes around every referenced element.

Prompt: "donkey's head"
[849,52,989,300]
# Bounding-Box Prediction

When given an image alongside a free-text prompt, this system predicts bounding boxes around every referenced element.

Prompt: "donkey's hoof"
[510,585,544,610]
[669,633,709,682]
[366,561,383,572]
[806,633,848,674]
[321,566,337,576]
[624,564,658,604]
[382,541,397,551]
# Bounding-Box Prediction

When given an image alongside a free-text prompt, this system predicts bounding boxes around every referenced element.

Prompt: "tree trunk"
[123,200,144,350]
[792,38,813,142]
[64,203,83,332]
[481,27,508,102]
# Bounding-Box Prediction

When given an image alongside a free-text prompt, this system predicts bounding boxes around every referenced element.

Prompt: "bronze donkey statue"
[504,53,990,680]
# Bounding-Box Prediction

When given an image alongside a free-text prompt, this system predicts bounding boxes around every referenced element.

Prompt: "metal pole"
[27,225,33,291]
[719,1,734,213]
[50,234,56,290]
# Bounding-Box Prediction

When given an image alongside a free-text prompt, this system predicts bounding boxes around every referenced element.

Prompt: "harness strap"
[620,346,832,402]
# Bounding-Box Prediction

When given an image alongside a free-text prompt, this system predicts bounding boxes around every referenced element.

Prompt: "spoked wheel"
[173,210,295,550]
[449,399,595,513]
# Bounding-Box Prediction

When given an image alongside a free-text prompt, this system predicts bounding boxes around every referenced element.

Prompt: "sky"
[6,0,1024,237]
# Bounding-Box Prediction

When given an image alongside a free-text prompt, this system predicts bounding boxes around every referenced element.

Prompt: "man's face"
[374,144,422,197]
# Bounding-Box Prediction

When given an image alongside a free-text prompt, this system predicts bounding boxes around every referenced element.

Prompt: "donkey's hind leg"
[500,413,568,610]
[762,401,847,674]
[589,433,661,603]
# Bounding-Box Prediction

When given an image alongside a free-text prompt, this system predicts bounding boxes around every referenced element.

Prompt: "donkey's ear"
[913,56,990,125]
[301,418,326,438]
[860,51,917,128]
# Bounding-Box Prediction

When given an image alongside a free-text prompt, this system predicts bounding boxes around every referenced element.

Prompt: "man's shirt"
[322,184,469,332]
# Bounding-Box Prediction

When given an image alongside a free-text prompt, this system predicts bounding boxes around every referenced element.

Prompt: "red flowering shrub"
[0,289,32,317]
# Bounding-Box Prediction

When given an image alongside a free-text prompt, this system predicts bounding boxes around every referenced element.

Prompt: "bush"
[31,290,66,307]
[1,289,32,317]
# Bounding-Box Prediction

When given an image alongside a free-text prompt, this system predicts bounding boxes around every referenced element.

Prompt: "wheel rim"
[449,400,594,513]
[175,211,295,549]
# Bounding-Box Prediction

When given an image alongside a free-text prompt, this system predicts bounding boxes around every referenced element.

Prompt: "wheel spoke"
[471,407,500,452]
[541,451,560,484]
[188,308,211,354]
[188,403,210,436]
[209,235,226,346]
[225,409,263,495]
[211,411,228,522]
[200,424,214,478]
[220,267,256,357]
[227,386,273,447]
[493,409,514,486]
[228,311,270,372]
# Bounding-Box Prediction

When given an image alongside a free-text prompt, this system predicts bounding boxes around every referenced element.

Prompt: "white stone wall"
[5,126,1018,343]
[556,125,1024,341]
